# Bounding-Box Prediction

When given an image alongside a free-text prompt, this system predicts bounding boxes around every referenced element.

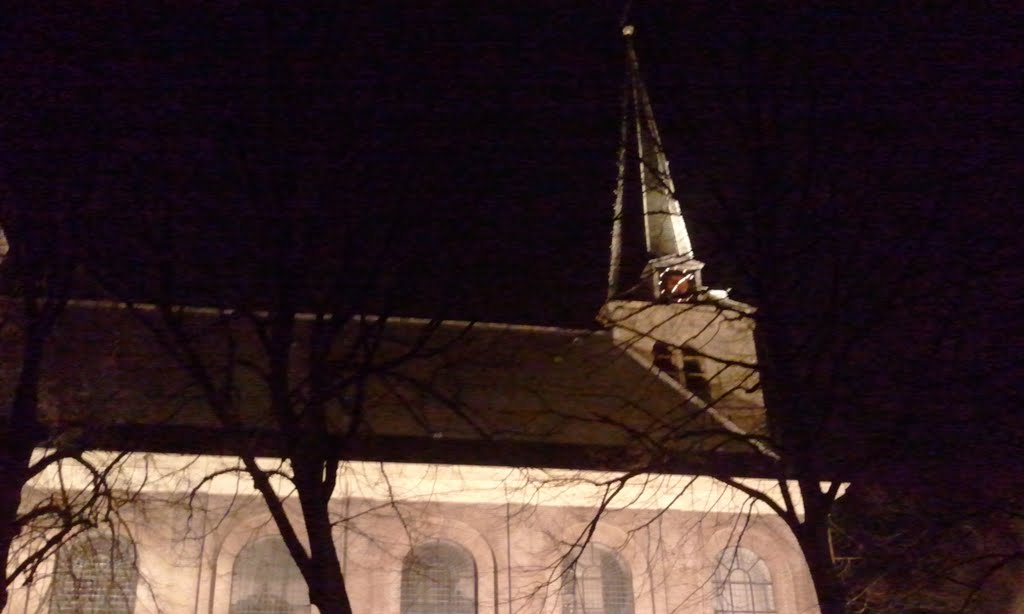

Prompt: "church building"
[5,26,820,614]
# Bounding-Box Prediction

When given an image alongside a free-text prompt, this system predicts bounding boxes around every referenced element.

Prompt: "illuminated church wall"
[1,23,828,614]
[7,456,819,614]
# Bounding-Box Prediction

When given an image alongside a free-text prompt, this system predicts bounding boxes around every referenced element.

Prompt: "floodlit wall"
[600,299,764,433]
[601,301,760,402]
[7,452,819,614]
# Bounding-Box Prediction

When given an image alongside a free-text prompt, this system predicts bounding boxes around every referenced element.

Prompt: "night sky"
[2,4,1017,349]
[1,12,1020,602]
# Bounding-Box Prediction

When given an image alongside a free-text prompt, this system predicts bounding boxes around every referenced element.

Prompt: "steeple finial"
[608,25,704,302]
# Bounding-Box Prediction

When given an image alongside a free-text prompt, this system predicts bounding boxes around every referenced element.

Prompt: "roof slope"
[2,300,768,475]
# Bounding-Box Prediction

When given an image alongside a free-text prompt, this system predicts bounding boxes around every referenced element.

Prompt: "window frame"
[400,539,478,614]
[560,543,634,614]
[228,535,310,614]
[50,531,139,614]
[713,547,776,614]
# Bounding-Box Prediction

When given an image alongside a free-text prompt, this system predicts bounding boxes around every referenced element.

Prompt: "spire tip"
[622,24,635,37]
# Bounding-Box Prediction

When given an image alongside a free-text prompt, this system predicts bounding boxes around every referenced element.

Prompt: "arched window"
[229,536,309,614]
[713,547,776,614]
[50,531,138,614]
[561,544,634,614]
[401,540,476,614]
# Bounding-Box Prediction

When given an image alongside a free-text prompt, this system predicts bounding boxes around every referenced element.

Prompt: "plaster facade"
[7,458,819,614]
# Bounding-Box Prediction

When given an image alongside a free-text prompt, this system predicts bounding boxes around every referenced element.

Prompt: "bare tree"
[0,7,113,605]
[71,5,483,612]
[6,5,1014,614]
[0,202,143,610]
[577,8,1018,614]
[109,299,476,614]
[0,4,480,611]
[833,456,1024,614]
[0,5,187,599]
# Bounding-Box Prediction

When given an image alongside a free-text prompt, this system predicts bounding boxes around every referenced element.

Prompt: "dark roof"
[3,299,770,476]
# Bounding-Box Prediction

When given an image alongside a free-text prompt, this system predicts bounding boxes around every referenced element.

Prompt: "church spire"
[608,25,705,302]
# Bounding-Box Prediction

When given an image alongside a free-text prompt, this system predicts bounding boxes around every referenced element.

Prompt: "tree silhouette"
[588,6,1018,613]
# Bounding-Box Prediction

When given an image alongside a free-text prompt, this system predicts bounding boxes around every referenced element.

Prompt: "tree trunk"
[304,515,353,614]
[0,441,33,612]
[800,530,847,614]
[797,485,848,614]
[756,319,847,614]
[0,326,46,612]
[295,459,353,614]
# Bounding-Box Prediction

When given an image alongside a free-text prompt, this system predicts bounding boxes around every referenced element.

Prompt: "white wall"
[7,455,818,614]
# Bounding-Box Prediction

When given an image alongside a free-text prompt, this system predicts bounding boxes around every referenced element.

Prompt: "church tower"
[607,24,712,304]
[600,26,763,427]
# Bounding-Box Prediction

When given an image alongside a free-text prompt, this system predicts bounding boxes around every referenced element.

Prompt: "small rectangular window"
[681,351,711,401]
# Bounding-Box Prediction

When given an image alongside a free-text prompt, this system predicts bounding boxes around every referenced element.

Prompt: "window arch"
[50,531,138,614]
[561,544,634,614]
[229,536,309,614]
[401,540,477,614]
[713,547,776,614]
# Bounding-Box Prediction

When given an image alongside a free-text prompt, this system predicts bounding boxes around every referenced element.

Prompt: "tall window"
[50,532,138,614]
[229,536,309,614]
[680,348,712,401]
[401,540,476,614]
[713,547,776,614]
[561,544,634,614]
[651,342,712,402]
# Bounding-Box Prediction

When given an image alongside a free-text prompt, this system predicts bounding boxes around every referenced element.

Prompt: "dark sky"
[1,3,1020,497]
[2,3,1018,330]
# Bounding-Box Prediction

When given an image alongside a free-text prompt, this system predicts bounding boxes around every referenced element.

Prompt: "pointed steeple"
[608,25,705,302]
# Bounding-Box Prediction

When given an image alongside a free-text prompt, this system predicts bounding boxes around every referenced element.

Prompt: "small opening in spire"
[658,268,696,302]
